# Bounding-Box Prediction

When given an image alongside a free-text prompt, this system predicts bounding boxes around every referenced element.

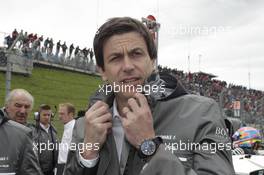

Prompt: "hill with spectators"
[0,66,101,137]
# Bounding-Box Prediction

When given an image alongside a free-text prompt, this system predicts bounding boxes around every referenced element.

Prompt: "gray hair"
[5,89,34,109]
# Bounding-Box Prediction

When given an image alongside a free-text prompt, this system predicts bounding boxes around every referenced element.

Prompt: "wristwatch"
[138,136,163,160]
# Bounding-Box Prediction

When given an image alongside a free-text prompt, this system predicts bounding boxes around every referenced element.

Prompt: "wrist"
[137,133,156,149]
[81,138,100,159]
[138,136,163,160]
[80,149,99,160]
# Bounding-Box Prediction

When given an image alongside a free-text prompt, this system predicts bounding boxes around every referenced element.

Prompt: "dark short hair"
[39,104,51,112]
[93,17,157,70]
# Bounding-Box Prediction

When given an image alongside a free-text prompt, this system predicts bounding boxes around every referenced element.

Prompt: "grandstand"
[158,65,264,139]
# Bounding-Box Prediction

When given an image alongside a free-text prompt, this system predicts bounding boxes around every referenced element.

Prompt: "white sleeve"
[78,150,99,168]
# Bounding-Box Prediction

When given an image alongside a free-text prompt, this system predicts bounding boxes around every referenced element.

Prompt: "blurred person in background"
[57,103,76,175]
[33,104,58,175]
[232,126,262,155]
[0,89,43,174]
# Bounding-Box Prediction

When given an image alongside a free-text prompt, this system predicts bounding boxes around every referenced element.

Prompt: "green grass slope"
[0,66,102,138]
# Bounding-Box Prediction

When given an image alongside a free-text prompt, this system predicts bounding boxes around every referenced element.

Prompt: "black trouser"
[56,163,65,175]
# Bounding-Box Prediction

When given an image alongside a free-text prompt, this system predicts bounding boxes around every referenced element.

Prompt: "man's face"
[5,94,32,125]
[39,109,52,126]
[99,32,155,99]
[58,106,72,124]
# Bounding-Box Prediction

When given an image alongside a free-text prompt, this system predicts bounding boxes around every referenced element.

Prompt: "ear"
[69,112,74,118]
[150,59,156,71]
[97,66,108,81]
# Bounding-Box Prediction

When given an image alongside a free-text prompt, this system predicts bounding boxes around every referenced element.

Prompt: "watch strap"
[138,136,163,160]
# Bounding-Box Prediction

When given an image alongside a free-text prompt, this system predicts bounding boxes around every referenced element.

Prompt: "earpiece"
[34,111,40,121]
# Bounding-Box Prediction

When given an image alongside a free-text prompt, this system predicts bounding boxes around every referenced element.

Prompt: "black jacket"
[32,122,58,173]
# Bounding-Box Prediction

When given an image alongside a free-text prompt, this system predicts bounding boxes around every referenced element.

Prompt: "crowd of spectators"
[3,29,263,123]
[3,29,95,71]
[158,66,264,124]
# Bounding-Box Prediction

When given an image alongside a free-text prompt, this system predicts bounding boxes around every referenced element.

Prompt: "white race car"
[232,154,264,175]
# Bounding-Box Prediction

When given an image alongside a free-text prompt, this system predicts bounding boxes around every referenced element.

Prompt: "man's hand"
[82,101,112,159]
[120,93,155,149]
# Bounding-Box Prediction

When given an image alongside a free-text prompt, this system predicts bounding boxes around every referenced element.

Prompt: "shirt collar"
[40,122,50,132]
[64,119,75,130]
[113,99,121,119]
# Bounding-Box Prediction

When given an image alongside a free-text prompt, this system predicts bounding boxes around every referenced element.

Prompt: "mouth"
[17,115,26,118]
[120,77,141,84]
[16,116,26,123]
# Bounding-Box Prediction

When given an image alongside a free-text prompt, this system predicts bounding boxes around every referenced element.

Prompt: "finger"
[93,113,112,123]
[127,98,140,112]
[122,107,131,118]
[100,122,112,130]
[121,107,135,122]
[133,93,148,108]
[89,101,108,112]
[92,105,110,117]
[119,112,127,126]
[86,104,109,120]
[119,108,134,127]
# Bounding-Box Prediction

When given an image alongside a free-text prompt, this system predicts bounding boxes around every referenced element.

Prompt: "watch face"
[141,140,156,156]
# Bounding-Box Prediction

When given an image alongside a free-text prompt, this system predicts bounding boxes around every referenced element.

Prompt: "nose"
[19,106,27,113]
[19,106,28,114]
[122,56,134,73]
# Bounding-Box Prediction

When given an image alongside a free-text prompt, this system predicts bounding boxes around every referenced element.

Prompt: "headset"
[34,111,41,121]
[34,104,56,121]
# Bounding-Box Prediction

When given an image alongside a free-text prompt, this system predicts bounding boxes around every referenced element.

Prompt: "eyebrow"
[129,47,144,54]
[106,47,145,59]
[107,52,123,59]
[14,103,31,108]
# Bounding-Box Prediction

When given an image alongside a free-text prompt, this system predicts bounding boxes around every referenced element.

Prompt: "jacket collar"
[88,71,188,108]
